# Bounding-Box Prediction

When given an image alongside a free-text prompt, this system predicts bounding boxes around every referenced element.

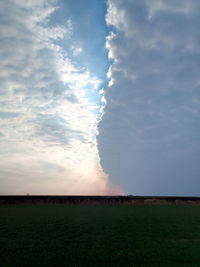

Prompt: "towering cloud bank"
[0,0,119,195]
[98,0,200,195]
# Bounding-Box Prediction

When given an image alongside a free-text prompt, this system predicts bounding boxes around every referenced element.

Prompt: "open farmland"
[1,203,200,266]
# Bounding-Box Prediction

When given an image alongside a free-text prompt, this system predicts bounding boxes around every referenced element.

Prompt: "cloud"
[0,0,120,195]
[97,0,200,196]
[0,111,21,119]
[71,45,83,56]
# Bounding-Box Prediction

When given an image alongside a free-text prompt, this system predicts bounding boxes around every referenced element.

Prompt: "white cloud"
[71,45,83,56]
[0,0,120,195]
[97,0,200,196]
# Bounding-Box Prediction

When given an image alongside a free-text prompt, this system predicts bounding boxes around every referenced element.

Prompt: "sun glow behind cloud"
[0,0,122,195]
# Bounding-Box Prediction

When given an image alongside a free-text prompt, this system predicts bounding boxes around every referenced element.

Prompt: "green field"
[1,205,200,266]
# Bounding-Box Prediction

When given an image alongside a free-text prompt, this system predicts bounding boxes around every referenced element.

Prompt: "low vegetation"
[1,204,200,266]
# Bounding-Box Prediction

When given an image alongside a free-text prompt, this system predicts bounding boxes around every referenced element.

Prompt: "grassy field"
[1,205,200,266]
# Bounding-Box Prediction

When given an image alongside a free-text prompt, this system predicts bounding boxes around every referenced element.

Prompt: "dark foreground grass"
[1,205,200,266]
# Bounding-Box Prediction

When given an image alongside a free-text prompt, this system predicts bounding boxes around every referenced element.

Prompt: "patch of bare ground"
[144,198,170,205]
[174,199,200,205]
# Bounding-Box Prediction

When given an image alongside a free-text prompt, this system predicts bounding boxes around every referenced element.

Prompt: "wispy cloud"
[0,0,120,195]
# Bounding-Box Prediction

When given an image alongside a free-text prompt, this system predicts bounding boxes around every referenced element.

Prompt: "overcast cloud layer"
[98,0,200,196]
[0,0,121,195]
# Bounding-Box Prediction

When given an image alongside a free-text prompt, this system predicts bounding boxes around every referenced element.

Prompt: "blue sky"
[0,0,200,196]
[50,0,110,81]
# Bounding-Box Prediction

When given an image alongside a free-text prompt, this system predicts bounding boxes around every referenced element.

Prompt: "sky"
[0,0,199,196]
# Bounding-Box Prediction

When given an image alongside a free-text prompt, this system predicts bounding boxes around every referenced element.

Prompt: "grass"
[1,205,200,266]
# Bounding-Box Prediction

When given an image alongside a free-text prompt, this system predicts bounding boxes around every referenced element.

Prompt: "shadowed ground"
[1,204,200,266]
